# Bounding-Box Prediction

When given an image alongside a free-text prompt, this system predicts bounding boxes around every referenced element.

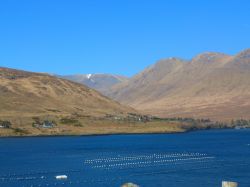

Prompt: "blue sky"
[0,0,250,76]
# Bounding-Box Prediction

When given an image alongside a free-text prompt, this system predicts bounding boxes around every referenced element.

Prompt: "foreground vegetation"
[0,113,249,137]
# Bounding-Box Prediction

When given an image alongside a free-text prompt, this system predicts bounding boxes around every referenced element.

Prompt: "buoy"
[55,175,67,180]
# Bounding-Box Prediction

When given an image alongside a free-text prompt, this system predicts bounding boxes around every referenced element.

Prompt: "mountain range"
[61,49,250,121]
[0,68,189,136]
[106,49,250,120]
[1,49,250,123]
[58,74,128,94]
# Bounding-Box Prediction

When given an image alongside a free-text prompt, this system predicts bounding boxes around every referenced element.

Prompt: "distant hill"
[106,49,250,121]
[0,67,133,120]
[59,74,128,94]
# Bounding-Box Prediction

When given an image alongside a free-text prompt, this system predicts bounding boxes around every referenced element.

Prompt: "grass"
[0,114,242,137]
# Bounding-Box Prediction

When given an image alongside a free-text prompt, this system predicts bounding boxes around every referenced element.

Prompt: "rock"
[121,182,139,187]
[222,181,238,187]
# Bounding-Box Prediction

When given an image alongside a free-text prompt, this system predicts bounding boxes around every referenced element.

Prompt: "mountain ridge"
[0,67,134,119]
[58,73,129,94]
[106,49,250,121]
[1,67,207,137]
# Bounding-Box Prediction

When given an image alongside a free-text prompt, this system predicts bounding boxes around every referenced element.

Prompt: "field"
[0,114,235,137]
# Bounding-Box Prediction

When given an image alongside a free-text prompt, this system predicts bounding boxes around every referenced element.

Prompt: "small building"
[42,120,55,128]
[0,121,11,128]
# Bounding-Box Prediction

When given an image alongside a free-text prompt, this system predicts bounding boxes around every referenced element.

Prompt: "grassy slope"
[107,50,250,121]
[0,67,133,118]
[0,67,202,137]
[0,67,240,137]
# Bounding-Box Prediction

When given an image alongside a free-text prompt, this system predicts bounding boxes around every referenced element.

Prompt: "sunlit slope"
[107,49,250,120]
[0,67,133,118]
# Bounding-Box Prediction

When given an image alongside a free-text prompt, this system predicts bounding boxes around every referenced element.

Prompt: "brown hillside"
[0,67,198,137]
[0,67,133,119]
[107,49,250,121]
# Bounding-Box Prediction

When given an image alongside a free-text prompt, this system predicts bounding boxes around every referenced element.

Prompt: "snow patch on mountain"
[86,74,92,79]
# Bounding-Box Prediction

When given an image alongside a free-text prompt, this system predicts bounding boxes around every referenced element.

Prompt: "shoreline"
[0,127,240,138]
[0,130,186,138]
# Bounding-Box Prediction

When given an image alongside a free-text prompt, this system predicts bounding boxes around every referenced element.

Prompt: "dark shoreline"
[0,127,241,139]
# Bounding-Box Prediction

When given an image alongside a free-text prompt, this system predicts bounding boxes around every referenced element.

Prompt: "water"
[0,129,250,187]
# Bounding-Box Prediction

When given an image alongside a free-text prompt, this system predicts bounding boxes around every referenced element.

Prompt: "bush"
[32,117,41,125]
[13,128,29,134]
[60,118,79,124]
[73,123,83,127]
[60,118,82,127]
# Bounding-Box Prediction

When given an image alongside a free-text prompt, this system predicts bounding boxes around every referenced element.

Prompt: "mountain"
[107,49,250,121]
[59,74,128,94]
[0,67,203,136]
[0,67,133,121]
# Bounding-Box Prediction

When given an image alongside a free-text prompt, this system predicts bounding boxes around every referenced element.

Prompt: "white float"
[55,175,67,180]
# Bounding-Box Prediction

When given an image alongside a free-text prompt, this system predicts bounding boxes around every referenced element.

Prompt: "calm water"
[0,129,250,187]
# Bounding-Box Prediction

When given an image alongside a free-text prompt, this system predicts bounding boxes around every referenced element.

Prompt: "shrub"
[13,128,29,134]
[60,118,82,127]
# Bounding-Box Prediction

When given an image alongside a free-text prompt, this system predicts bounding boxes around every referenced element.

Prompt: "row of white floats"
[83,152,215,169]
[91,157,215,169]
[0,175,67,181]
[84,152,208,164]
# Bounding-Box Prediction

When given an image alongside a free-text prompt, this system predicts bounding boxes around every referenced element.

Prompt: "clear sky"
[0,0,250,76]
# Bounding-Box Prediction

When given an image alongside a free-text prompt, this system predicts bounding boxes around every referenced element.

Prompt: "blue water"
[0,129,250,187]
